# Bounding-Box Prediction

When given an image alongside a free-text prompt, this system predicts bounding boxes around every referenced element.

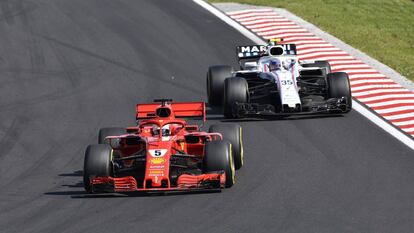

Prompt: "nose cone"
[145,141,172,188]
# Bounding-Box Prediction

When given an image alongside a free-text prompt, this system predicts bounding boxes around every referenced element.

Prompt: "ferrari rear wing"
[136,100,206,122]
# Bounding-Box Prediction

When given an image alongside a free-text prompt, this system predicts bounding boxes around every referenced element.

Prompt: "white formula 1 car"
[206,39,352,118]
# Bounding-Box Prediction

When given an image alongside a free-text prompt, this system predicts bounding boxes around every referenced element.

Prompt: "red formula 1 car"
[83,99,244,194]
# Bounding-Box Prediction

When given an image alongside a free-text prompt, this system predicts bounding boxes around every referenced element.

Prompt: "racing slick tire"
[209,123,244,170]
[327,72,352,112]
[98,127,126,144]
[223,77,248,118]
[207,65,233,106]
[83,144,113,193]
[302,60,331,74]
[203,140,235,188]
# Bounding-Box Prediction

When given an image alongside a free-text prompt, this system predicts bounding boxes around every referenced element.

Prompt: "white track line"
[254,28,308,33]
[359,94,414,102]
[348,74,387,79]
[193,0,414,150]
[231,13,280,19]
[375,106,414,114]
[351,84,402,92]
[329,60,365,65]
[244,20,296,26]
[248,24,300,30]
[350,79,396,85]
[259,31,315,37]
[227,9,274,15]
[368,100,414,107]
[385,112,414,120]
[296,44,334,49]
[394,120,414,126]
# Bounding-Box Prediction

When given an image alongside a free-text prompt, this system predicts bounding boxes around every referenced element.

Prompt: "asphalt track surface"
[0,1,413,233]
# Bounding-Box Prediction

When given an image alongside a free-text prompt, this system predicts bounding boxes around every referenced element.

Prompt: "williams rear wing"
[237,42,297,60]
[237,45,267,60]
[136,100,206,122]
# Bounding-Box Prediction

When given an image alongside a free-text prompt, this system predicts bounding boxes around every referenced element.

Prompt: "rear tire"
[209,123,244,170]
[327,72,352,112]
[223,77,248,118]
[98,127,126,144]
[207,65,233,106]
[83,144,113,193]
[203,141,235,188]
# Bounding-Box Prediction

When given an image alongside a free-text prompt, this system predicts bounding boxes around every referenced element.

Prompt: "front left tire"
[83,144,113,193]
[203,140,235,188]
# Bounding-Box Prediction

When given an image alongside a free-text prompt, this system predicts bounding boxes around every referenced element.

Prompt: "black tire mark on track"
[0,0,35,25]
[0,116,29,160]
[0,64,103,84]
[0,0,15,25]
[46,38,81,88]
[40,34,201,94]
[0,84,93,112]
[15,0,45,70]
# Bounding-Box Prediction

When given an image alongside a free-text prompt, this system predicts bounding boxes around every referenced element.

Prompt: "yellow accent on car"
[269,38,283,43]
[151,157,165,165]
[229,143,235,184]
[239,127,244,166]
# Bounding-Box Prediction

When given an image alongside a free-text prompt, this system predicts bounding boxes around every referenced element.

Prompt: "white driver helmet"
[268,58,281,71]
[161,124,170,136]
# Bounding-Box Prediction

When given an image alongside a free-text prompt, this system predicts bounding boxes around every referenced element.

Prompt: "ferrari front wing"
[90,172,226,193]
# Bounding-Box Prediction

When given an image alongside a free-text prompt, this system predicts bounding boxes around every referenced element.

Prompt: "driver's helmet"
[152,125,170,136]
[268,58,281,71]
[151,125,160,136]
[161,124,171,136]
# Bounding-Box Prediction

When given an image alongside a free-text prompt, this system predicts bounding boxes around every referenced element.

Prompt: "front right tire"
[223,77,248,118]
[327,72,352,112]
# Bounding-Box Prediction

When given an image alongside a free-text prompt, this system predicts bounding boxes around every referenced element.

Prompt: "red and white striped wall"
[227,9,414,137]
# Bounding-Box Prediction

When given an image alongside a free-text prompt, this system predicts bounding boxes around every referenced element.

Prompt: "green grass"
[211,0,414,81]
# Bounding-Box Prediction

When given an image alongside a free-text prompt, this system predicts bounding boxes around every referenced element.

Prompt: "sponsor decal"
[149,170,164,174]
[150,157,165,165]
[240,45,267,53]
[148,170,164,176]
